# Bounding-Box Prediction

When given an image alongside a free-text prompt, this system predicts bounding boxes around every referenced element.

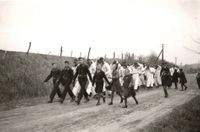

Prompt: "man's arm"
[44,71,52,82]
[103,72,110,85]
[86,67,93,82]
[69,69,74,83]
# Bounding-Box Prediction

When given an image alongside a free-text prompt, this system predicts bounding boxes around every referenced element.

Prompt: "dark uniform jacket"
[60,66,74,85]
[179,72,187,84]
[172,71,179,82]
[74,64,92,81]
[44,68,61,83]
[160,67,171,86]
[92,70,110,86]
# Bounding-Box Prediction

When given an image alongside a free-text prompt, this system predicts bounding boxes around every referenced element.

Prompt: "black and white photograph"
[0,0,200,132]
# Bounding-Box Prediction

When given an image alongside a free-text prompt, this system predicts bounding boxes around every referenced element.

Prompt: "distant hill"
[0,50,74,102]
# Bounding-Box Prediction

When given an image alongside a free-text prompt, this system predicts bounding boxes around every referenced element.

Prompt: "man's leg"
[77,78,87,104]
[163,86,168,97]
[198,79,200,89]
[49,83,59,103]
[132,96,139,104]
[122,97,128,108]
[175,82,178,89]
[56,86,62,98]
[108,91,114,105]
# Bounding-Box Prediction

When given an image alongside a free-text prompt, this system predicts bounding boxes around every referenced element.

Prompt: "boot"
[108,102,113,105]
[96,102,101,106]
[47,100,53,103]
[185,86,188,91]
[122,105,127,108]
[120,97,123,103]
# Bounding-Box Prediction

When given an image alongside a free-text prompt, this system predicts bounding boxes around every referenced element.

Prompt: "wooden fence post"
[60,46,63,57]
[26,42,31,55]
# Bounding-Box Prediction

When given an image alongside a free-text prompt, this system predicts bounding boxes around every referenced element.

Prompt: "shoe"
[120,98,123,103]
[47,100,52,103]
[108,102,113,105]
[122,105,127,108]
[96,102,101,106]
[185,87,188,90]
[89,93,92,97]
[136,101,139,105]
[164,95,168,98]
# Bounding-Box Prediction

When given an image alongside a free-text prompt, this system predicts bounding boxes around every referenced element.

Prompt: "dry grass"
[0,50,74,103]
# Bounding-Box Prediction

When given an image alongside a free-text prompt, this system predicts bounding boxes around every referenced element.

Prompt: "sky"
[0,0,200,65]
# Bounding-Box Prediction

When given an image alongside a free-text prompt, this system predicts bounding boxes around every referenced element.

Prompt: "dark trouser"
[77,77,89,103]
[96,93,105,103]
[61,81,75,101]
[50,79,62,101]
[197,79,200,89]
[181,83,187,90]
[174,82,178,89]
[163,86,168,97]
[110,91,123,104]
[124,96,138,107]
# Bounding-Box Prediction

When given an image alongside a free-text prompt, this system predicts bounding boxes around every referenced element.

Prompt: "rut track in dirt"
[0,87,199,132]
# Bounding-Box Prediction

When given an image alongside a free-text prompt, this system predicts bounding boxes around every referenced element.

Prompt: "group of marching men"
[44,57,188,108]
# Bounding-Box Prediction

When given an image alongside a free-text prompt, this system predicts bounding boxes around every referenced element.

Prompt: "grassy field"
[0,50,74,103]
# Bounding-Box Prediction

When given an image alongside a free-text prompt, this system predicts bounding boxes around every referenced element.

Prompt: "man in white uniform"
[145,66,155,88]
[98,58,112,95]
[86,59,96,96]
[154,65,162,87]
[130,63,140,90]
[72,58,80,97]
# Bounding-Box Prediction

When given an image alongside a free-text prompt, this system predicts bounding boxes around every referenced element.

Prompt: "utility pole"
[26,42,31,55]
[162,44,164,65]
[71,51,73,57]
[104,54,107,60]
[87,47,91,60]
[60,46,63,57]
[175,57,177,65]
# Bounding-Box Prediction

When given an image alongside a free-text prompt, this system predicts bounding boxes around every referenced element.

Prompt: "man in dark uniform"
[160,63,170,98]
[73,57,93,105]
[44,63,62,103]
[59,61,75,103]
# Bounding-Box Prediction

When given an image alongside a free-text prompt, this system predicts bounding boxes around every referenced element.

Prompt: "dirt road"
[0,86,199,132]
